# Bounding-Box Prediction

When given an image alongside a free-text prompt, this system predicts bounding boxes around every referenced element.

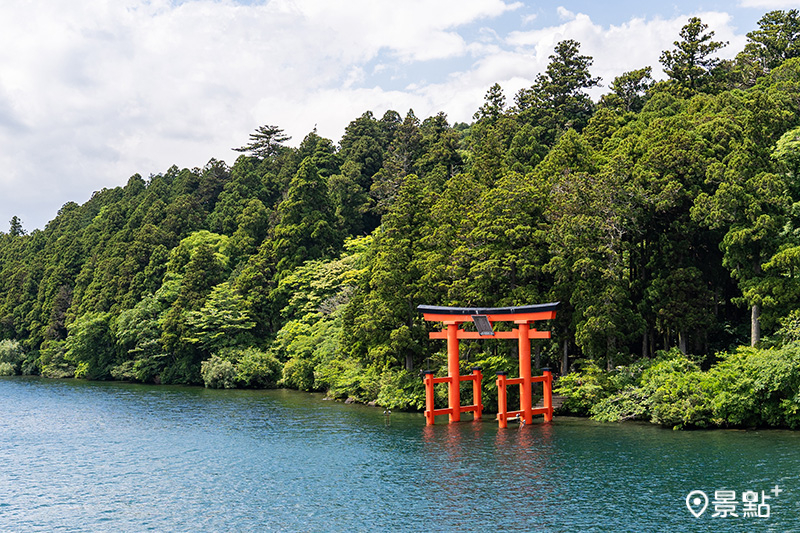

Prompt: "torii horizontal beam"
[418,303,558,324]
[428,329,551,340]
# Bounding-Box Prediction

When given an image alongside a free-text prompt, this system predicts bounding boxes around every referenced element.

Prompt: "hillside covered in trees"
[2,12,800,426]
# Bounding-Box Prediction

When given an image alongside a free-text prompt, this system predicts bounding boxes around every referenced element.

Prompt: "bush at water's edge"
[554,345,800,429]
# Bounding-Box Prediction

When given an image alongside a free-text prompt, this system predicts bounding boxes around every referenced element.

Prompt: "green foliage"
[201,354,238,389]
[236,347,282,388]
[554,360,617,415]
[468,353,517,413]
[590,386,650,423]
[516,39,601,142]
[282,356,317,391]
[0,15,800,425]
[375,369,425,411]
[584,351,711,428]
[233,124,291,159]
[0,339,25,375]
[600,67,654,113]
[643,360,713,429]
[38,340,74,379]
[329,161,371,236]
[474,83,506,123]
[201,347,282,389]
[273,157,341,274]
[65,313,115,380]
[585,346,800,429]
[184,282,255,353]
[778,310,800,342]
[738,10,800,79]
[8,216,25,237]
[314,357,377,401]
[113,294,166,383]
[659,17,728,96]
[711,345,800,428]
[774,126,800,176]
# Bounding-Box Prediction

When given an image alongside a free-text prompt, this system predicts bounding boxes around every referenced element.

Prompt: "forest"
[1,11,800,428]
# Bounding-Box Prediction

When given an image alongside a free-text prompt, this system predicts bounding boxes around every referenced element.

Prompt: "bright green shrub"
[0,340,25,375]
[710,344,800,428]
[376,369,425,411]
[554,359,617,415]
[201,348,281,389]
[282,357,317,391]
[313,357,360,399]
[65,313,115,380]
[584,347,800,429]
[586,350,710,427]
[236,348,281,388]
[313,357,382,402]
[201,354,238,389]
[38,340,75,378]
[646,369,715,429]
[0,362,15,376]
[590,386,650,422]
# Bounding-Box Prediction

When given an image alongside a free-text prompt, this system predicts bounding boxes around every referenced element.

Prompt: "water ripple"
[1,377,799,532]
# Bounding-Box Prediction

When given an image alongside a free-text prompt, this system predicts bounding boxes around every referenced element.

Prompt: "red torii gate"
[418,303,558,428]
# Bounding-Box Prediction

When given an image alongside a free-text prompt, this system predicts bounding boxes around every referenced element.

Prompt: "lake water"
[0,377,798,532]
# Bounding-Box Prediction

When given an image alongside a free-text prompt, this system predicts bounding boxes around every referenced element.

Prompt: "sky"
[0,0,797,231]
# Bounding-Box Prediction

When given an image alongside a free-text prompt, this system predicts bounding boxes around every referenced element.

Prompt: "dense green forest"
[2,12,800,427]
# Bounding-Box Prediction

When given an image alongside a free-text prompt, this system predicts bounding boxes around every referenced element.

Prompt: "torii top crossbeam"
[418,303,558,324]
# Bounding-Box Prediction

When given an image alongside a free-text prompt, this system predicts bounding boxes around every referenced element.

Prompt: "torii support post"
[496,371,509,428]
[542,367,553,422]
[518,321,533,425]
[471,367,483,420]
[422,366,483,426]
[418,303,558,426]
[447,322,460,423]
[496,367,554,428]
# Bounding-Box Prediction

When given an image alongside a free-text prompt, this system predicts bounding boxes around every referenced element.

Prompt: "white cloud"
[504,10,746,97]
[738,0,800,7]
[557,7,576,21]
[522,14,538,25]
[0,0,755,231]
[368,8,750,138]
[0,0,520,229]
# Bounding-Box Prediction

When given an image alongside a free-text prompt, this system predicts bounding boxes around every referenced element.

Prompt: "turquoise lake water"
[0,376,798,532]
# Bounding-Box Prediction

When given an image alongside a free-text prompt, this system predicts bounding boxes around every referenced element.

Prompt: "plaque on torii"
[418,303,559,428]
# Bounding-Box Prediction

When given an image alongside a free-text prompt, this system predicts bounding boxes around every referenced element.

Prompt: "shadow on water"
[1,377,798,532]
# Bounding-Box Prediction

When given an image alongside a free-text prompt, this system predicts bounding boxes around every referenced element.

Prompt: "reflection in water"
[1,378,799,532]
[421,421,471,525]
[492,421,556,527]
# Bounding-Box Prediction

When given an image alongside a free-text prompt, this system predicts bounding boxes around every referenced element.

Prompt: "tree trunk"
[607,335,616,371]
[642,331,648,358]
[678,331,687,355]
[405,353,413,371]
[751,303,760,347]
[561,339,569,375]
[534,344,541,369]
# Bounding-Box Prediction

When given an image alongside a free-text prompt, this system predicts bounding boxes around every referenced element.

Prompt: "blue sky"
[0,0,796,230]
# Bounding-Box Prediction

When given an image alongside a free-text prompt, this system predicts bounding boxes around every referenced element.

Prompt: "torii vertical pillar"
[517,320,533,425]
[446,322,461,423]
